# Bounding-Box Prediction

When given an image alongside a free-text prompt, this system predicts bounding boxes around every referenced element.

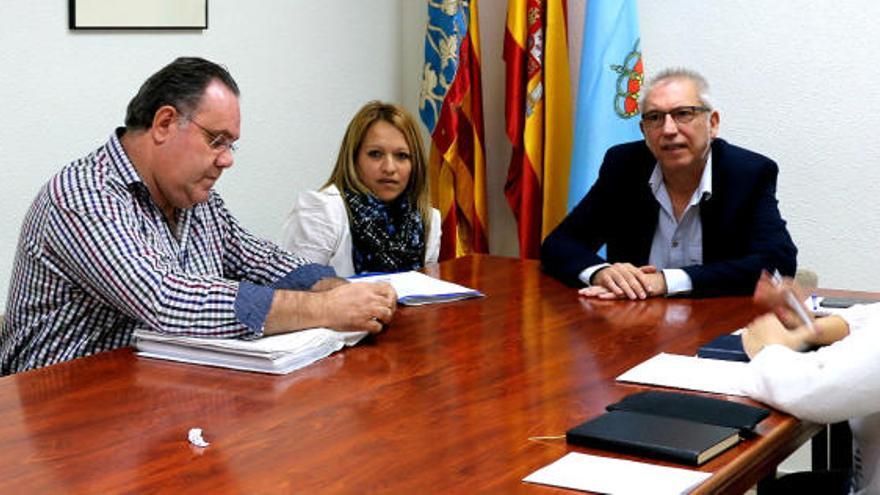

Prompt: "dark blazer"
[540,138,797,296]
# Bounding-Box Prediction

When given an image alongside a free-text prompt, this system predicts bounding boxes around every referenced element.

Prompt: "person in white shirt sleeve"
[281,101,440,277]
[742,273,879,494]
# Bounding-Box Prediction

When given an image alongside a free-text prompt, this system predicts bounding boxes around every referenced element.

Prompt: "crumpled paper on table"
[188,427,210,447]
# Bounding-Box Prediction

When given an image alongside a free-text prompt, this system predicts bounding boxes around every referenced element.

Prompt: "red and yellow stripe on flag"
[503,0,573,259]
[419,0,488,260]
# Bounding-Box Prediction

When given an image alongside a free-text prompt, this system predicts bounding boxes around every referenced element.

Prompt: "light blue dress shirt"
[579,153,713,295]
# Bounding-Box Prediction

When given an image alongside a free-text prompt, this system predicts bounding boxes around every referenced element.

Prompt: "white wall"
[636,0,880,291]
[405,0,880,291]
[0,1,403,302]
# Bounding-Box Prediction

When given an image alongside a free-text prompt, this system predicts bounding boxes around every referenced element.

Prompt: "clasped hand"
[578,263,667,300]
[742,271,815,358]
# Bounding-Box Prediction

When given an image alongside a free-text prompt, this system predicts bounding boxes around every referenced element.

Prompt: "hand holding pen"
[753,270,818,334]
[771,270,818,334]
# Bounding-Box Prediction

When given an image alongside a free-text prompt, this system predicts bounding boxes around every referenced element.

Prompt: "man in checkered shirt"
[0,57,396,374]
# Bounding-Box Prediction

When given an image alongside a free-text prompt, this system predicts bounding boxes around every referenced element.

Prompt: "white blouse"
[280,185,441,277]
[743,303,880,494]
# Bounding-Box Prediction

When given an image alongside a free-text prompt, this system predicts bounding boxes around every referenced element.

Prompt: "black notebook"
[697,334,749,362]
[607,390,770,432]
[566,410,740,466]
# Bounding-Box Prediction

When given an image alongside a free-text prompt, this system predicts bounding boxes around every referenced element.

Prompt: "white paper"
[523,452,711,494]
[351,271,482,305]
[617,352,749,396]
[807,295,846,317]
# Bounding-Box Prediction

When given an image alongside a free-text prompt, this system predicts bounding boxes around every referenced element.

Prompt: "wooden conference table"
[0,255,839,493]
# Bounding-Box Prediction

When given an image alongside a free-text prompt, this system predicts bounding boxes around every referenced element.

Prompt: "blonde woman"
[281,101,440,276]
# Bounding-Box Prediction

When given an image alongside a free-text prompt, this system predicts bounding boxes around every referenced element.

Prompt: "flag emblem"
[419,0,489,259]
[611,39,643,118]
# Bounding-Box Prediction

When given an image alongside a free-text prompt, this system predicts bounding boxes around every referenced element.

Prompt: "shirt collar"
[648,150,714,205]
[105,127,146,189]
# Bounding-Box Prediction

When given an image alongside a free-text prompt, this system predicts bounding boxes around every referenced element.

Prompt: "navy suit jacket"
[540,138,797,296]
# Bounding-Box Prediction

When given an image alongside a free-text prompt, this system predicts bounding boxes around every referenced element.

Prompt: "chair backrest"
[794,269,819,290]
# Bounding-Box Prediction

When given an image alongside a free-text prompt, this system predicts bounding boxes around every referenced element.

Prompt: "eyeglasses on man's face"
[640,106,711,130]
[185,116,238,153]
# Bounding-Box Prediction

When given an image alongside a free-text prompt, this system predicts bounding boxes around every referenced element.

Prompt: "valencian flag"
[568,0,644,211]
[419,0,488,260]
[504,0,573,259]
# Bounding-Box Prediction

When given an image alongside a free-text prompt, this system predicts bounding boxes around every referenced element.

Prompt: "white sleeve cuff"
[662,268,693,295]
[579,263,610,286]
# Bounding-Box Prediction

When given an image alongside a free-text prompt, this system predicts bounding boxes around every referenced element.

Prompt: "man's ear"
[708,110,720,139]
[150,105,179,144]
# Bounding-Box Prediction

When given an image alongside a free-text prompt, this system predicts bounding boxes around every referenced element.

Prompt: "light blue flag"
[568,0,644,210]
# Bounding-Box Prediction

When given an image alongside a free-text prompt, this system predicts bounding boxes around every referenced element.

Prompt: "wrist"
[784,327,812,352]
[312,277,347,292]
[263,290,290,335]
[306,290,331,329]
[656,272,668,296]
[746,342,766,359]
[743,332,766,359]
[264,290,326,334]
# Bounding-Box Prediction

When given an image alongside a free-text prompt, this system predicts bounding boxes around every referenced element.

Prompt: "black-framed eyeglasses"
[640,106,711,129]
[185,117,238,153]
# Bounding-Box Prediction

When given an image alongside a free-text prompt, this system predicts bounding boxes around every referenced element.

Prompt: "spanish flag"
[504,0,573,259]
[419,0,488,260]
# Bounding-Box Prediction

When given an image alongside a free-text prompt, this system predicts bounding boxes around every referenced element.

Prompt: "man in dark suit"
[541,68,796,298]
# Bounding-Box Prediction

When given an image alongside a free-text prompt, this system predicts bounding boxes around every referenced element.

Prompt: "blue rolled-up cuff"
[234,281,274,335]
[271,263,337,290]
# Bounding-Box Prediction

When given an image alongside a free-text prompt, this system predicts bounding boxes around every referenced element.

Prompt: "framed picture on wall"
[69,0,208,30]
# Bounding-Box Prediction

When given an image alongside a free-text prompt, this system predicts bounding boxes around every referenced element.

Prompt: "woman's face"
[356,120,413,203]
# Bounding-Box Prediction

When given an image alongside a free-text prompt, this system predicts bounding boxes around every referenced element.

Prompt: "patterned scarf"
[344,189,426,274]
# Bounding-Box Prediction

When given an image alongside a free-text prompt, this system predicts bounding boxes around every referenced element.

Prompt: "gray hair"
[639,67,714,111]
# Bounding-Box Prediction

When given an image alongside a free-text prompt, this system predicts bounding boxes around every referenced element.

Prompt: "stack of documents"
[352,270,483,305]
[135,328,367,375]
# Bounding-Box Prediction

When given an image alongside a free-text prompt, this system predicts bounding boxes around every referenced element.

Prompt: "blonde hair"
[324,101,432,232]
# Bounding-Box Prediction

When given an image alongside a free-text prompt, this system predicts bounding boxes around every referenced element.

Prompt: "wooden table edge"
[693,417,823,494]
